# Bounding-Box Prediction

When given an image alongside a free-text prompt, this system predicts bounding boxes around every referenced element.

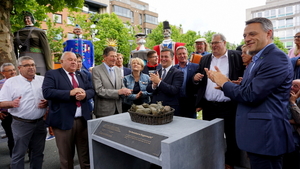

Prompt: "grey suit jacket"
[92,63,124,117]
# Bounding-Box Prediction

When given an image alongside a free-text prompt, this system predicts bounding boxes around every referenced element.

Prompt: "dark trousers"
[1,113,14,157]
[53,117,90,169]
[202,99,240,167]
[11,118,46,169]
[248,152,283,169]
[178,97,197,118]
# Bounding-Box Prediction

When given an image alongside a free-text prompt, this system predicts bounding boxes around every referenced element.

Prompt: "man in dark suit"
[142,50,162,75]
[193,33,244,168]
[206,17,295,168]
[42,51,95,169]
[116,53,131,77]
[174,46,198,118]
[147,48,183,116]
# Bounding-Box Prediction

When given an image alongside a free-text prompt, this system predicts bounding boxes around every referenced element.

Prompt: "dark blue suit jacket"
[223,44,295,156]
[123,67,132,76]
[42,68,95,130]
[147,66,183,115]
[174,62,198,98]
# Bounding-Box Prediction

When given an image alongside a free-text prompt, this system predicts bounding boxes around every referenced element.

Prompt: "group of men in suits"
[0,16,296,169]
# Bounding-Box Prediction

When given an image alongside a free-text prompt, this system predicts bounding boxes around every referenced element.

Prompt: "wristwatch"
[292,103,297,107]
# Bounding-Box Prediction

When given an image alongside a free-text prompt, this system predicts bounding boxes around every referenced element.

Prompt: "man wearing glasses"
[193,33,244,169]
[0,56,47,169]
[0,63,17,157]
[142,50,162,75]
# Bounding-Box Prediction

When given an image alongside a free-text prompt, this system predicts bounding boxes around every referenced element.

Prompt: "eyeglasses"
[210,41,223,45]
[3,69,16,72]
[294,36,300,39]
[20,64,36,68]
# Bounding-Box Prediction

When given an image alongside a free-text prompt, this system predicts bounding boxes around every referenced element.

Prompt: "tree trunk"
[0,0,17,79]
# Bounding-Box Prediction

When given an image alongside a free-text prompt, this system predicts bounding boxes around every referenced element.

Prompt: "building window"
[131,11,134,23]
[83,4,89,13]
[114,5,131,18]
[67,33,75,40]
[272,20,277,29]
[296,4,300,14]
[145,28,152,35]
[278,19,285,28]
[145,14,158,25]
[53,14,62,24]
[256,12,262,17]
[286,41,293,49]
[139,14,142,25]
[54,32,63,41]
[278,30,285,40]
[278,7,285,17]
[286,18,293,27]
[286,29,293,39]
[67,17,74,25]
[270,9,276,18]
[264,10,269,17]
[286,6,293,15]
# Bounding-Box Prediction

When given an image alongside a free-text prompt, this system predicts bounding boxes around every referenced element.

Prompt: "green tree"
[177,30,201,53]
[45,17,66,62]
[273,37,288,54]
[0,0,83,73]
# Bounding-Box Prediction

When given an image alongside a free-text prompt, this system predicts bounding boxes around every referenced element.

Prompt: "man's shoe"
[46,135,55,141]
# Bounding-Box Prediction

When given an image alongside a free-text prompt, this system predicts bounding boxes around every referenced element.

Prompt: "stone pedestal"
[88,113,224,169]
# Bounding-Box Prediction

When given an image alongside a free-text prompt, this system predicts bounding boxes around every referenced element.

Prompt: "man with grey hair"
[0,56,47,169]
[92,46,131,117]
[193,33,244,168]
[0,63,17,157]
[43,51,94,169]
[205,17,294,168]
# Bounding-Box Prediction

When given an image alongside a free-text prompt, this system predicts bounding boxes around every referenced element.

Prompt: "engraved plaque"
[94,121,168,157]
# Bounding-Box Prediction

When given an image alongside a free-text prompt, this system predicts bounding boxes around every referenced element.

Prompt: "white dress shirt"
[205,51,231,102]
[63,69,82,117]
[0,75,46,119]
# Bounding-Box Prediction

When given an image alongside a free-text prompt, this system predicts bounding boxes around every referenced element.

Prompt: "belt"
[12,116,43,123]
[74,116,82,120]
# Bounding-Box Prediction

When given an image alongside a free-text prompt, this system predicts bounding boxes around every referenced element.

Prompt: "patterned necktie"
[69,73,81,107]
[109,68,116,86]
[161,68,166,80]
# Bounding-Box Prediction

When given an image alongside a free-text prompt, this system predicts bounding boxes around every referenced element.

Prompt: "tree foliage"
[273,37,288,54]
[45,17,66,62]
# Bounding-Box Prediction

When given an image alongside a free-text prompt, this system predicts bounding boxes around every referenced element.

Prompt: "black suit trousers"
[202,99,240,166]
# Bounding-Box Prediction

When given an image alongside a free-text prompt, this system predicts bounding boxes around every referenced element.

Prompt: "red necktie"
[69,73,81,107]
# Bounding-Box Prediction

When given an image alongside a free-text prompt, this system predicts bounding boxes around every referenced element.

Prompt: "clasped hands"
[118,88,132,96]
[204,66,230,88]
[149,72,161,88]
[70,88,86,101]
